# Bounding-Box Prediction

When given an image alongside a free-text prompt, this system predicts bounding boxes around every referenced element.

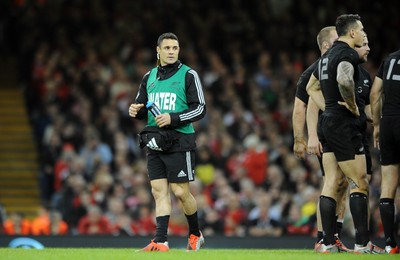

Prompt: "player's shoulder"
[386,49,400,60]
[305,59,320,73]
[334,43,358,64]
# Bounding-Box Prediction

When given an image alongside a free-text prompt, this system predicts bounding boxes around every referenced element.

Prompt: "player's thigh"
[338,154,368,192]
[380,164,400,198]
[150,178,170,199]
[322,152,341,196]
[147,152,168,180]
[163,151,195,183]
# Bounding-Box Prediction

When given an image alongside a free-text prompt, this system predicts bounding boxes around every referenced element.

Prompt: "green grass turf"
[0,249,395,260]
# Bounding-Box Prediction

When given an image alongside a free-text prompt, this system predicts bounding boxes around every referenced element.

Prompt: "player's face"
[352,21,365,48]
[157,39,180,66]
[355,36,370,63]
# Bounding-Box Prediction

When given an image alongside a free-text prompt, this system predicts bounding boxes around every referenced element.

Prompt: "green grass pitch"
[0,248,396,260]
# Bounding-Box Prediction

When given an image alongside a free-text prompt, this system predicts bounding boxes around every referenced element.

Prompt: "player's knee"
[348,177,368,193]
[171,187,187,200]
[151,186,167,200]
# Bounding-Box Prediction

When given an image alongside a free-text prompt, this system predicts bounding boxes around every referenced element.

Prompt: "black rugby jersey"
[356,66,372,132]
[313,41,359,116]
[295,60,319,104]
[356,66,371,112]
[376,49,400,116]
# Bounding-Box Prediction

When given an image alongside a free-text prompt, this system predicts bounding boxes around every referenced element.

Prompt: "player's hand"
[155,113,171,128]
[293,139,307,160]
[128,103,144,117]
[338,101,360,116]
[307,135,323,157]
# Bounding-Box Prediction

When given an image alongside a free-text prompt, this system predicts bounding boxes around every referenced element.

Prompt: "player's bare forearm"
[370,76,383,126]
[306,98,319,138]
[306,75,325,111]
[292,98,307,159]
[292,98,306,142]
[309,90,325,111]
[337,61,358,114]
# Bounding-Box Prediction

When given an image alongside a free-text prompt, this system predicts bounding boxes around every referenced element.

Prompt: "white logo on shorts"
[147,137,163,151]
[177,170,187,177]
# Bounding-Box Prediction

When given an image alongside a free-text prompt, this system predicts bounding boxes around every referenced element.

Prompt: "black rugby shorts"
[319,113,364,162]
[379,116,400,165]
[147,151,195,182]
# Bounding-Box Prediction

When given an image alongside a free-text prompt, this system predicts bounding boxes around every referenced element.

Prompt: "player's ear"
[349,28,355,38]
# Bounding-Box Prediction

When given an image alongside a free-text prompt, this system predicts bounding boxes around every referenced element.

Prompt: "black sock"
[317,231,324,242]
[185,212,200,236]
[336,220,343,238]
[154,215,170,243]
[379,198,397,247]
[319,195,336,245]
[349,192,369,246]
[333,215,338,235]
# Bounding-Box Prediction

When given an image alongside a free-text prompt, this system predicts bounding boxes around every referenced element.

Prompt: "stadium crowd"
[1,0,399,239]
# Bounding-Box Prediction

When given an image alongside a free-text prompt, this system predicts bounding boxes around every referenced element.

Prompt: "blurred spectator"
[241,134,268,186]
[79,128,113,177]
[110,213,139,236]
[48,211,69,235]
[31,208,68,235]
[105,197,125,226]
[77,205,112,235]
[54,175,91,231]
[222,193,247,236]
[90,166,114,210]
[194,145,218,186]
[197,194,224,236]
[285,202,314,235]
[3,212,31,235]
[31,205,50,235]
[247,192,283,237]
[135,205,156,236]
[53,143,78,192]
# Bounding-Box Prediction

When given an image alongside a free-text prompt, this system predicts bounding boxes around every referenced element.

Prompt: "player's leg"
[379,164,399,254]
[334,171,352,252]
[338,155,384,253]
[379,117,400,254]
[319,152,340,247]
[168,151,204,251]
[141,154,171,252]
[338,155,368,241]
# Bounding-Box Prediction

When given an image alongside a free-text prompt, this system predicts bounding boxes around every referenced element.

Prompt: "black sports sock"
[336,220,343,238]
[379,198,397,247]
[185,212,201,236]
[319,195,336,245]
[317,231,324,242]
[349,192,369,246]
[333,215,338,235]
[154,215,170,243]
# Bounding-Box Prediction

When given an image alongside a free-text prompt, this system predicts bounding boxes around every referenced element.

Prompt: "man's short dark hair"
[336,14,361,37]
[157,32,179,46]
